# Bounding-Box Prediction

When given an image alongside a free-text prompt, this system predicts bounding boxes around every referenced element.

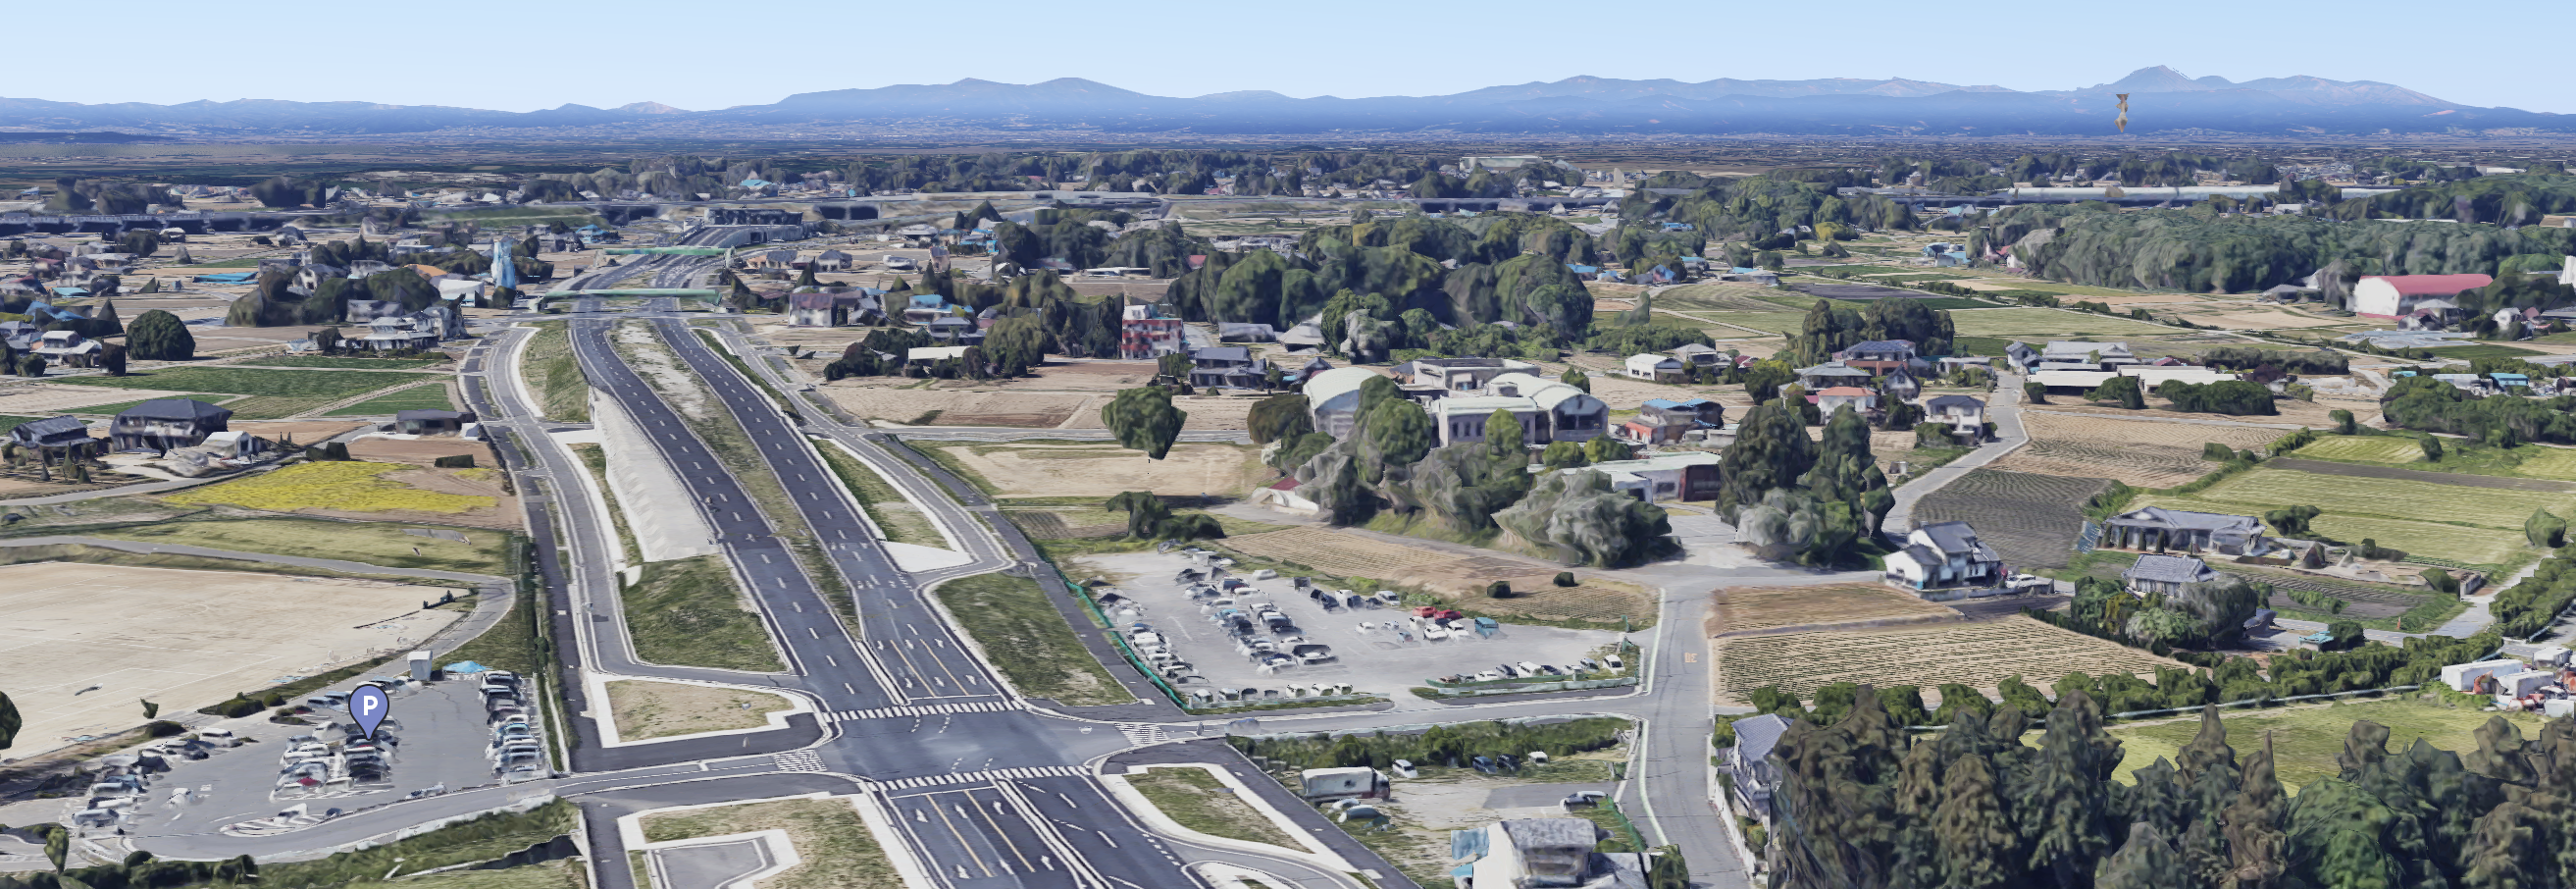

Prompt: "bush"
[2530,509,2568,549]
[1486,581,1514,599]
[1554,571,1577,587]
[2421,435,2445,462]
[2331,408,2358,435]
[145,720,184,737]
[2161,380,2278,415]
[2023,380,2046,403]
[2202,442,2237,460]
[432,454,477,469]
[2087,375,2145,409]
[209,696,263,718]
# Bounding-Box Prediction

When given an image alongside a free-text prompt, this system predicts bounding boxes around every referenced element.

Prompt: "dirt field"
[345,437,499,466]
[1993,411,2293,487]
[0,562,460,751]
[1715,616,2180,703]
[2027,395,2341,428]
[1710,583,1959,636]
[930,442,1263,498]
[1056,393,1260,431]
[1912,469,2115,570]
[604,679,795,741]
[0,383,198,413]
[231,420,368,443]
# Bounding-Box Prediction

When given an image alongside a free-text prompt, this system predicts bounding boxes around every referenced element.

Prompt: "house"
[1278,321,1329,353]
[2353,274,2495,320]
[1836,340,1917,374]
[922,315,979,342]
[1451,818,1651,889]
[2122,554,2220,597]
[2101,506,2268,555]
[1304,367,1386,438]
[357,315,439,352]
[1816,386,1878,417]
[1216,322,1277,342]
[1394,357,1539,395]
[1579,451,1723,502]
[8,415,97,457]
[789,289,884,327]
[1119,303,1185,360]
[811,249,854,271]
[900,292,956,326]
[1721,713,1789,825]
[2040,340,2138,370]
[1794,362,1874,390]
[747,249,799,270]
[905,345,974,368]
[1669,343,1723,367]
[1882,521,2006,595]
[1187,347,1270,390]
[1623,353,1685,382]
[33,330,102,367]
[0,320,40,350]
[111,398,231,452]
[1626,398,1719,444]
[395,409,477,436]
[1643,397,1725,429]
[1429,373,1608,447]
[1879,369,1922,402]
[1923,394,1985,439]
[2004,340,2039,371]
[1298,766,1383,801]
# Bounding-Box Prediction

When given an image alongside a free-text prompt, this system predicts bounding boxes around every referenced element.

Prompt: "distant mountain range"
[0,67,2560,138]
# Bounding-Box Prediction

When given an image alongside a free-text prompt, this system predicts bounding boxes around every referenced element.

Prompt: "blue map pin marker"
[350,684,391,741]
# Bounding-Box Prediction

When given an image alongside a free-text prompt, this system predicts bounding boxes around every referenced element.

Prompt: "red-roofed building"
[2352,274,2492,320]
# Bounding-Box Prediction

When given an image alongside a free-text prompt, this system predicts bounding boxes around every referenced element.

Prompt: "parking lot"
[1075,549,1627,707]
[0,668,544,841]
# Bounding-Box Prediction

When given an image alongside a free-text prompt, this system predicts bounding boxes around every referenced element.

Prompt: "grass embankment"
[639,799,900,889]
[814,440,945,547]
[166,461,493,514]
[1126,768,1302,849]
[606,679,794,741]
[622,554,785,672]
[520,321,590,423]
[932,572,1127,706]
[566,444,643,565]
[249,800,578,889]
[325,383,458,416]
[50,366,438,398]
[60,392,239,415]
[88,517,511,575]
[243,356,447,370]
[2103,695,2546,792]
[2132,466,2550,569]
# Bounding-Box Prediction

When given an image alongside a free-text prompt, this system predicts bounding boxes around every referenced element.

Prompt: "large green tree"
[1717,401,1817,517]
[1100,387,1186,460]
[124,308,194,361]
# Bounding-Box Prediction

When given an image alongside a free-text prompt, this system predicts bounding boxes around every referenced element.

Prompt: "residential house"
[1579,451,1723,502]
[1118,303,1186,360]
[789,289,884,327]
[33,330,102,368]
[1882,521,2006,595]
[921,315,979,342]
[1304,367,1386,438]
[1187,346,1270,389]
[395,409,477,436]
[111,398,231,452]
[811,249,854,271]
[2004,340,2039,372]
[747,249,799,270]
[2353,274,2494,321]
[1721,713,1790,825]
[0,320,39,351]
[1216,322,1277,342]
[1815,386,1879,417]
[1669,343,1723,368]
[1923,394,1985,439]
[2122,554,2220,597]
[905,345,975,369]
[1794,362,1874,391]
[357,315,439,352]
[2101,506,2268,555]
[1429,373,1608,447]
[1623,353,1686,382]
[1278,321,1329,353]
[8,415,97,457]
[1450,818,1650,889]
[1394,357,1539,395]
[1880,369,1922,402]
[2040,340,2138,370]
[1836,340,1918,374]
[1625,398,1723,444]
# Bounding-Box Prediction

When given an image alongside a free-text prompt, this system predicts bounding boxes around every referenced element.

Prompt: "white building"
[1883,521,2006,598]
[1303,367,1385,439]
[1623,353,1685,382]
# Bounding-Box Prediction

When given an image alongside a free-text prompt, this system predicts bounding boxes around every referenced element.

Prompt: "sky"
[18,0,2564,115]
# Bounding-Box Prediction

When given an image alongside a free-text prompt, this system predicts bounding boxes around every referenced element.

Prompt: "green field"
[622,554,786,672]
[933,572,1128,706]
[1678,311,1807,334]
[52,366,439,399]
[246,356,447,370]
[1946,307,2179,339]
[2297,436,2576,483]
[2134,466,2553,567]
[88,517,511,575]
[2293,436,2426,465]
[1950,337,2017,357]
[2105,697,2543,792]
[2422,344,2546,360]
[223,395,341,420]
[0,416,37,434]
[65,392,240,415]
[326,383,457,416]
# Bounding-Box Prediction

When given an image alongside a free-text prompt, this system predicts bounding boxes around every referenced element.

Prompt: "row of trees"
[1786,297,1958,364]
[2382,375,2576,446]
[1993,202,2576,294]
[1719,403,1895,567]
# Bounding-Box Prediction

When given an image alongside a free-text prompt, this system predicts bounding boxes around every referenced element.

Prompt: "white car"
[1422,626,1451,642]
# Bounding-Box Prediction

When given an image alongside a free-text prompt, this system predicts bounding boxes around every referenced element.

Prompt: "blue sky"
[22,0,2561,114]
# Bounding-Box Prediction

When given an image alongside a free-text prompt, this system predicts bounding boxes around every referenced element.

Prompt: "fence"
[1417,677,1639,699]
[1061,572,1193,709]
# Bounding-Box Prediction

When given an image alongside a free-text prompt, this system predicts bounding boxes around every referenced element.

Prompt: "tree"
[1100,387,1186,460]
[1582,434,1633,463]
[98,342,127,376]
[2088,376,2146,410]
[2262,505,2320,537]
[1540,441,1587,470]
[2330,409,2357,435]
[1936,755,2022,889]
[125,309,195,361]
[1247,394,1314,445]
[1717,401,1817,516]
[0,689,18,750]
[1105,491,1171,539]
[1741,359,1794,402]
[1560,368,1591,393]
[1646,848,1688,889]
[2421,435,2445,462]
[2221,732,2289,889]
[2526,508,2566,549]
[981,314,1049,377]
[1156,350,1193,382]
[2095,822,2186,889]
[313,327,343,355]
[140,700,159,719]
[2021,690,2124,886]
[2321,619,2366,651]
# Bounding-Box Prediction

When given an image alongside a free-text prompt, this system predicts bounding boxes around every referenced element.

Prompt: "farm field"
[1709,583,1957,636]
[0,561,459,751]
[87,517,511,575]
[924,442,1262,498]
[241,356,446,370]
[1667,311,1807,335]
[1717,615,2178,702]
[167,461,496,514]
[2293,436,2576,482]
[2422,344,2545,360]
[2133,466,2557,567]
[1912,469,2114,570]
[1993,411,2289,487]
[2293,435,2426,465]
[2104,697,2545,792]
[50,366,439,399]
[1949,279,2159,299]
[1945,307,2182,339]
[324,383,456,416]
[1650,284,1795,313]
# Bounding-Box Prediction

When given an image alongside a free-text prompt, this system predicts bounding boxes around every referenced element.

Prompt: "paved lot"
[1087,550,1623,702]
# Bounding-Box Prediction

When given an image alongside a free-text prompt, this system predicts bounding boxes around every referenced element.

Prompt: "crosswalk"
[824,700,1020,722]
[869,765,1089,791]
[772,751,827,773]
[1118,723,1169,745]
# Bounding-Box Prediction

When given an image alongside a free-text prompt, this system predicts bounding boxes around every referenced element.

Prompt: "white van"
[197,728,240,748]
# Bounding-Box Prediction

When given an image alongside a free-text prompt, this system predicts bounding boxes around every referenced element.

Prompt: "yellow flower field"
[169,461,494,514]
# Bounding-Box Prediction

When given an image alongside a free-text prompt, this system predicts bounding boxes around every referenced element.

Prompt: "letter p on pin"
[351,684,391,741]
